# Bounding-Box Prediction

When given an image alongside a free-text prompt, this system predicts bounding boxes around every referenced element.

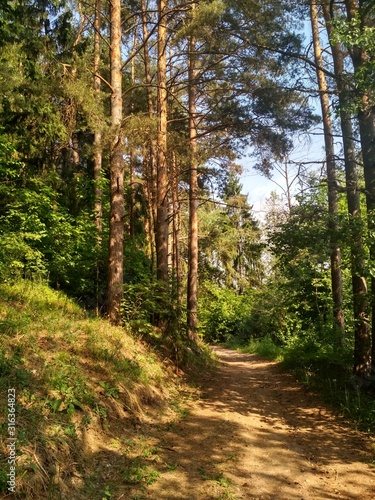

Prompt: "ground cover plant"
[0,280,208,499]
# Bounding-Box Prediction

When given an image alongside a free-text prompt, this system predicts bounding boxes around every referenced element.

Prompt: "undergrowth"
[0,280,214,499]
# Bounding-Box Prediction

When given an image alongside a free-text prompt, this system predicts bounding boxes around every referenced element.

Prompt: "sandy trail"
[147,346,375,499]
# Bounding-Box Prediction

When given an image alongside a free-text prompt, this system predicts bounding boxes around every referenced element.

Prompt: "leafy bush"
[241,336,282,359]
[0,175,102,300]
[0,233,47,281]
[122,279,181,324]
[199,283,253,343]
[281,330,353,382]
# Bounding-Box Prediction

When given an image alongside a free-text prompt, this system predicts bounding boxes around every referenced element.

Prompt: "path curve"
[148,347,375,499]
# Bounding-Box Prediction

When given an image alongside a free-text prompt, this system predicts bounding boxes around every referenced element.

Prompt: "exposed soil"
[146,346,375,499]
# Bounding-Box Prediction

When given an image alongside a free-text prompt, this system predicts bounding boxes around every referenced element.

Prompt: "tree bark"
[107,0,124,324]
[141,0,157,275]
[71,132,80,168]
[310,0,345,343]
[171,151,182,307]
[344,0,374,373]
[187,25,199,342]
[322,0,371,378]
[93,0,103,315]
[156,0,169,284]
[93,0,102,236]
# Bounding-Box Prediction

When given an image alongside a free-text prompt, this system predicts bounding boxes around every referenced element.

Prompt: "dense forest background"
[1,0,375,383]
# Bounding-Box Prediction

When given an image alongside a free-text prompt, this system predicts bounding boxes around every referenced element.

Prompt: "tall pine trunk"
[322,0,370,378]
[156,0,169,284]
[310,0,345,343]
[171,151,182,307]
[93,0,102,235]
[344,0,374,374]
[93,0,103,314]
[187,27,199,342]
[107,0,124,324]
[141,0,157,276]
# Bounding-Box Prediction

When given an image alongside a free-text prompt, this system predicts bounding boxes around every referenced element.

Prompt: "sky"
[238,124,326,221]
[236,17,332,222]
[234,14,332,221]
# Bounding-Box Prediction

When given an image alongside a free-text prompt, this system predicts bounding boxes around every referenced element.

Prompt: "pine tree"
[187,3,199,342]
[310,0,345,343]
[321,0,370,378]
[107,0,125,324]
[343,0,375,372]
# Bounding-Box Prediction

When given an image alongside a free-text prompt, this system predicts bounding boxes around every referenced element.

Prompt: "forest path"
[147,346,375,499]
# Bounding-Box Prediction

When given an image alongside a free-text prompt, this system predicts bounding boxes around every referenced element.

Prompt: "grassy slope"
[0,281,194,499]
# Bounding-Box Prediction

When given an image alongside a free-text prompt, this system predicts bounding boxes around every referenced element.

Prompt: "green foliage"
[0,175,101,298]
[239,336,283,360]
[123,236,153,284]
[122,279,180,325]
[332,13,375,113]
[99,381,119,399]
[0,133,46,279]
[0,126,104,300]
[123,460,160,486]
[0,468,7,493]
[281,332,353,375]
[0,0,320,319]
[0,233,47,281]
[0,0,110,306]
[199,282,253,343]
[175,0,226,40]
[101,485,113,499]
[266,181,344,338]
[333,15,375,53]
[199,170,264,291]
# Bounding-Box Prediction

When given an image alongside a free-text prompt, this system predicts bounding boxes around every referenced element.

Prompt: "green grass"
[0,279,184,499]
[238,336,283,360]
[225,335,283,360]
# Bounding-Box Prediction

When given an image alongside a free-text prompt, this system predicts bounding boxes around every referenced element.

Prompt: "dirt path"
[147,347,375,499]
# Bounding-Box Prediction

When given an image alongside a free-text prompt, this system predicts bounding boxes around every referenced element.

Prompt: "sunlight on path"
[147,347,375,500]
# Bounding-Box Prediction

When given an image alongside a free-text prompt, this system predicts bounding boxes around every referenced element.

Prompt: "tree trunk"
[156,0,169,284]
[310,0,345,343]
[141,0,157,277]
[70,131,80,215]
[322,0,371,378]
[93,0,102,235]
[107,0,124,324]
[359,105,375,368]
[171,151,182,307]
[93,0,103,315]
[344,0,374,373]
[187,26,199,342]
[71,132,80,168]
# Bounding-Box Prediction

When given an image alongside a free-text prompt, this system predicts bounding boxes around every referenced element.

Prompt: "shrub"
[199,283,253,343]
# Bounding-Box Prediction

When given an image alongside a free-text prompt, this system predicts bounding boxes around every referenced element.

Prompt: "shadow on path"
[145,346,375,500]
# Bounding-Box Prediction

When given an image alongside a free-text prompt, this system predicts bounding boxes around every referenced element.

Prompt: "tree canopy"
[1,0,375,381]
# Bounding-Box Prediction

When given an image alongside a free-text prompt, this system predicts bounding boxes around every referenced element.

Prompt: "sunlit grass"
[0,279,180,498]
